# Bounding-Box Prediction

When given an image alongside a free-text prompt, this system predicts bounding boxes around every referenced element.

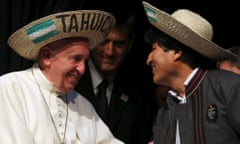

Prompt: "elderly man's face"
[40,37,90,93]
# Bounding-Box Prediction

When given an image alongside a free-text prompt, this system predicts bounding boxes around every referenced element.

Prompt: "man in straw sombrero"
[142,1,240,144]
[0,10,125,144]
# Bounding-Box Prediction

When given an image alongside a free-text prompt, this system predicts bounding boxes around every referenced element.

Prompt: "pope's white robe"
[0,64,123,144]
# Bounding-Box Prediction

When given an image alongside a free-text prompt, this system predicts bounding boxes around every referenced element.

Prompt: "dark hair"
[144,26,215,70]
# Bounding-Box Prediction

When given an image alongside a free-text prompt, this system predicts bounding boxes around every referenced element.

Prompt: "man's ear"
[39,46,52,66]
[173,50,182,61]
[40,46,51,59]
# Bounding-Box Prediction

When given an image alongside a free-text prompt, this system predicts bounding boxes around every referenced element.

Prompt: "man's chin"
[64,86,75,93]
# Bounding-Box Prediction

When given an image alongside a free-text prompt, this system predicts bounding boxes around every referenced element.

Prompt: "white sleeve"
[91,108,124,144]
[0,75,34,144]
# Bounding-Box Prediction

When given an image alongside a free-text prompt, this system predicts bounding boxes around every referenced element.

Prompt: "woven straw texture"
[142,1,236,60]
[8,10,116,60]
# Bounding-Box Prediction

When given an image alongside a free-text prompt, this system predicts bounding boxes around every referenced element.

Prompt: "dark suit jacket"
[75,64,154,144]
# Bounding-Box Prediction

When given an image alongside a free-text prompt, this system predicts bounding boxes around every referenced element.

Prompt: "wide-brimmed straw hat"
[142,1,236,60]
[8,10,116,60]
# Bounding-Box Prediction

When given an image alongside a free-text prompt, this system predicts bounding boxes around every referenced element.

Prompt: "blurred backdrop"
[1,0,239,75]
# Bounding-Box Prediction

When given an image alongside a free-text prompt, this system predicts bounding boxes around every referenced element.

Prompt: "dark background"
[1,0,239,75]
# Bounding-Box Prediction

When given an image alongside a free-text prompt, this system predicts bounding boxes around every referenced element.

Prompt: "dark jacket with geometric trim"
[153,69,240,144]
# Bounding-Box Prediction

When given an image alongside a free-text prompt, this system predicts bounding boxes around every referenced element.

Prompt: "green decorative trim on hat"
[144,6,157,23]
[27,19,59,44]
[32,31,59,44]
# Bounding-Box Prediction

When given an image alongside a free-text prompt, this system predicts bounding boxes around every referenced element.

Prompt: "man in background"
[75,4,154,144]
[217,46,240,74]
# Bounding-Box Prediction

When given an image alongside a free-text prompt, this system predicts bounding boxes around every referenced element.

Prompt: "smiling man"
[142,1,240,144]
[0,10,125,144]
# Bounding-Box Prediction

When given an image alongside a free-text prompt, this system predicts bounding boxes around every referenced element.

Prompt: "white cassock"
[0,63,123,144]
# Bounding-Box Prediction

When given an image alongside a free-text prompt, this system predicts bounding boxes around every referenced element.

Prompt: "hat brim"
[8,10,116,60]
[142,1,236,60]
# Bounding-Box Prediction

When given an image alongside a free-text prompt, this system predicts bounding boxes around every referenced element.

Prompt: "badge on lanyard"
[207,104,218,121]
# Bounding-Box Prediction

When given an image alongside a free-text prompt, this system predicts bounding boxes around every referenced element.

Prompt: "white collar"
[32,63,62,96]
[169,67,199,104]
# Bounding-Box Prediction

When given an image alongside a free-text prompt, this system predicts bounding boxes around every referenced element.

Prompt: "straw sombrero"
[142,1,236,60]
[8,10,116,60]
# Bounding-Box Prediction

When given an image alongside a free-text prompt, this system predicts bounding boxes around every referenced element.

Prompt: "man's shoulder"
[204,69,240,90]
[0,69,32,86]
[207,69,240,80]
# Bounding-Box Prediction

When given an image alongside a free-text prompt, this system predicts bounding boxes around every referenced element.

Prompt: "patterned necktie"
[96,79,109,124]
